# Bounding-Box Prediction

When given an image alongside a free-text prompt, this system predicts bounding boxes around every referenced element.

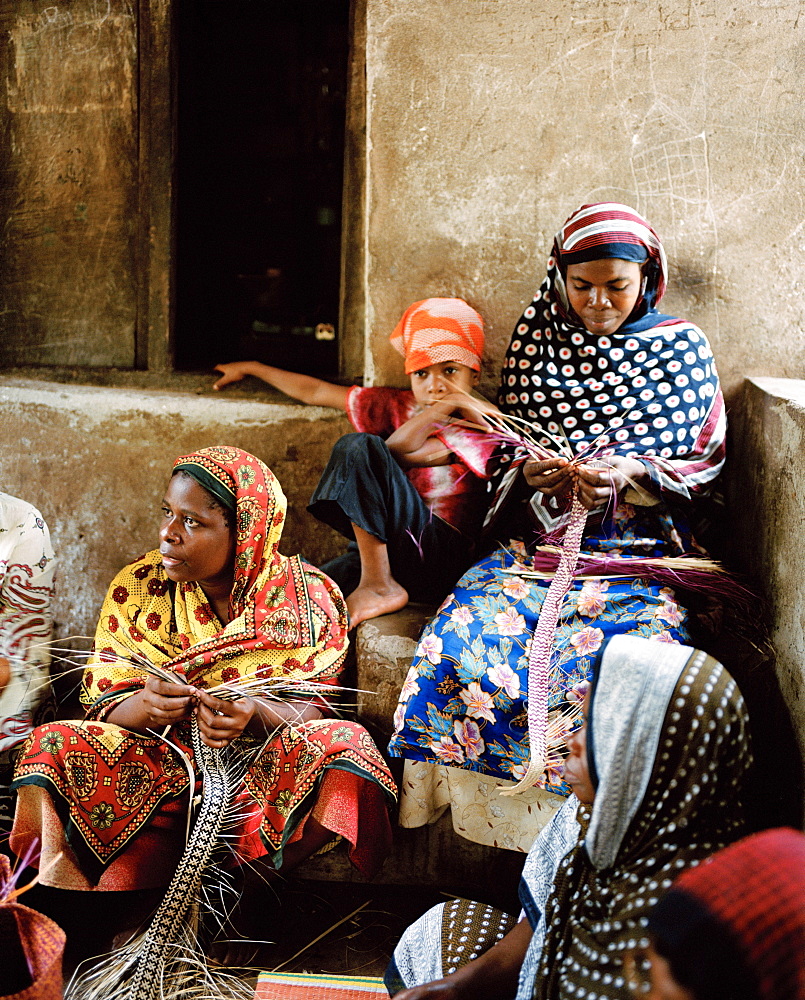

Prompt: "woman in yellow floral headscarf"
[10,447,396,900]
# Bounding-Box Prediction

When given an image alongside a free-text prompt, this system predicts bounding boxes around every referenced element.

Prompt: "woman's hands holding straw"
[195,689,254,748]
[525,455,648,511]
[109,674,252,747]
[107,663,328,746]
[524,456,575,498]
[195,689,325,748]
[576,456,648,509]
[108,674,198,733]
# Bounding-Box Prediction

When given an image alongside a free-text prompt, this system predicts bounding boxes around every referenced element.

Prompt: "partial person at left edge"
[0,492,57,837]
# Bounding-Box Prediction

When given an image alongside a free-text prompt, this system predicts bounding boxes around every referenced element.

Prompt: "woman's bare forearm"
[105,677,196,732]
[105,690,160,733]
[386,409,453,468]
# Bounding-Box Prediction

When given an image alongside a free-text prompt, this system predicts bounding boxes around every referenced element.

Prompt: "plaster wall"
[0,2,138,367]
[352,0,805,401]
[728,377,805,816]
[0,379,350,640]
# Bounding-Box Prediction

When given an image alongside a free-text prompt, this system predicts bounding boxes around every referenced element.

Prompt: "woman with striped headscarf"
[385,634,752,1000]
[388,203,728,849]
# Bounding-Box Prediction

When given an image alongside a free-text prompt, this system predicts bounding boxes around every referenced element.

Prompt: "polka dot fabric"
[529,643,751,1000]
[385,639,752,1000]
[487,204,726,528]
[441,899,518,974]
[501,320,718,461]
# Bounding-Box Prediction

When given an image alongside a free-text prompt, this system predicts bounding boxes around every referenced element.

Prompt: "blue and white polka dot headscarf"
[497,203,720,464]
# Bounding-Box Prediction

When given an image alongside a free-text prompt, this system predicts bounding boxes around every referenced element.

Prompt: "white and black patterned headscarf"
[516,635,752,1000]
[488,204,725,526]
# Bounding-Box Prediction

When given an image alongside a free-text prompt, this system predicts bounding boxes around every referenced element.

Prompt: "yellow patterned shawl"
[80,446,349,717]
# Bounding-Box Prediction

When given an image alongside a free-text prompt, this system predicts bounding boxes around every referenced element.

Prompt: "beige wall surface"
[0,380,350,640]
[352,0,805,400]
[0,1,138,367]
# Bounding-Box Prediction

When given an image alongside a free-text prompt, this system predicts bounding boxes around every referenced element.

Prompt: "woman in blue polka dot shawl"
[388,203,727,822]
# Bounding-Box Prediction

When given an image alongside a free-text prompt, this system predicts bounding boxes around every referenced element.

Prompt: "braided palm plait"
[500,493,589,797]
[65,716,252,1000]
[128,720,230,997]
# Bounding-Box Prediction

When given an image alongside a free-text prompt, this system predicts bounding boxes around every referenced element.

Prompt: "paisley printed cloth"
[0,493,56,759]
[12,447,396,881]
[0,493,56,840]
[389,204,724,803]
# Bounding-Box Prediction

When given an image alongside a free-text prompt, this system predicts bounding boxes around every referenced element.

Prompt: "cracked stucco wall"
[0,380,350,638]
[352,0,805,401]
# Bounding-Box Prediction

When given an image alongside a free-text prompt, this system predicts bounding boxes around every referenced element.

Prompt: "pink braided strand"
[500,493,589,796]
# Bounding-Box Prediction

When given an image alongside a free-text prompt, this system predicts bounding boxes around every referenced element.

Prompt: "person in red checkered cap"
[644,827,805,1000]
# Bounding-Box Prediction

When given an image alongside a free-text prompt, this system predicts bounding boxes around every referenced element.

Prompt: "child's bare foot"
[347,581,408,627]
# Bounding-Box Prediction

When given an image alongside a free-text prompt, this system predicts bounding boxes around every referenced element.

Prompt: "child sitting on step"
[213,298,496,627]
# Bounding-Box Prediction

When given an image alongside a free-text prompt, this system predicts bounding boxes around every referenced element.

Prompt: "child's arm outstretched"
[213,361,349,410]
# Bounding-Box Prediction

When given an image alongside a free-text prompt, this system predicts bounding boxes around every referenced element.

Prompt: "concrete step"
[299,604,534,892]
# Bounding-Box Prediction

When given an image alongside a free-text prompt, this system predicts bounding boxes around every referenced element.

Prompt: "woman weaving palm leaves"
[10,446,396,994]
[388,203,728,845]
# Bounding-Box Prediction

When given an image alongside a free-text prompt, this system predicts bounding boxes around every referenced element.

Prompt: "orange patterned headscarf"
[82,447,349,714]
[389,298,484,374]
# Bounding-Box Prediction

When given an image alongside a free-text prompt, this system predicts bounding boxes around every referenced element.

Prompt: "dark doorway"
[175,0,349,375]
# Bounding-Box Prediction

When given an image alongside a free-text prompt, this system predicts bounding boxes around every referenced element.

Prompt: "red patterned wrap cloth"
[11,447,396,887]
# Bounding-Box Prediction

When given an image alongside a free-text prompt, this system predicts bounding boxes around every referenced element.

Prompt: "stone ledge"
[355,604,435,743]
[303,603,529,890]
[0,378,350,636]
[295,809,525,904]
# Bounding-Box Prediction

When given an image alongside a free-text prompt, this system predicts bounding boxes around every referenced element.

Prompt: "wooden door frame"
[339,0,367,381]
[136,0,177,372]
[136,0,366,378]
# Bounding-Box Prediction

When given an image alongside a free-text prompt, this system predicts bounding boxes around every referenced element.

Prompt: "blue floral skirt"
[387,543,689,795]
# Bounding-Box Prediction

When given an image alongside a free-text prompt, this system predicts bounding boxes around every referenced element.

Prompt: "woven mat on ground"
[254,972,387,999]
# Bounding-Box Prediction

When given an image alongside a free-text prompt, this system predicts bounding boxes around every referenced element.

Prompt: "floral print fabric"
[388,532,689,795]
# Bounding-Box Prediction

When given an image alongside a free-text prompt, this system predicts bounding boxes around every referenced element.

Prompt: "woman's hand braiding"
[574,456,648,510]
[523,456,574,498]
[195,689,255,748]
[139,675,198,728]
